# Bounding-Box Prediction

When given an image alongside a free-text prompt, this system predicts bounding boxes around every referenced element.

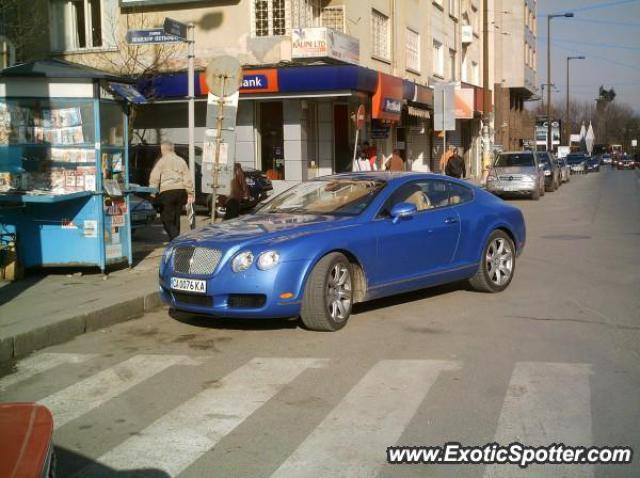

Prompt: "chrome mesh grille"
[173,247,222,275]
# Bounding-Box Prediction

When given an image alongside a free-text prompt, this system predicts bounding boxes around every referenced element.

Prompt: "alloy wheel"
[485,238,514,286]
[326,263,352,322]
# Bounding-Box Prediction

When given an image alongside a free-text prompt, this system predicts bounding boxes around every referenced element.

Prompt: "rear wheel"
[300,253,353,331]
[469,230,516,293]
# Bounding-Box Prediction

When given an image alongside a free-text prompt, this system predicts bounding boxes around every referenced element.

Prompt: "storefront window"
[259,102,285,180]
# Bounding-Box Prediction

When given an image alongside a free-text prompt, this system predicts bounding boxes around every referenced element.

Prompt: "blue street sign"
[163,17,188,40]
[125,28,182,45]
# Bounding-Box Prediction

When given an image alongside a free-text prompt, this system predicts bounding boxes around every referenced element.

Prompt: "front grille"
[174,247,222,275]
[498,175,524,181]
[173,292,213,307]
[228,294,267,309]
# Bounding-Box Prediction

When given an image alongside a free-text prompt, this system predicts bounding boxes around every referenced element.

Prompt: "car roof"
[316,171,477,187]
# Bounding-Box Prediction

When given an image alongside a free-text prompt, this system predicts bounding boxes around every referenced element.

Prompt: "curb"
[0,291,162,363]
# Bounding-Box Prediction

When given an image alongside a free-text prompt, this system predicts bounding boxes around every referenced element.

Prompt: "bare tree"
[0,0,48,65]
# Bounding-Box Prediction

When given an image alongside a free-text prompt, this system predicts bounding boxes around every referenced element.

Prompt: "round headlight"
[232,251,254,272]
[257,251,280,270]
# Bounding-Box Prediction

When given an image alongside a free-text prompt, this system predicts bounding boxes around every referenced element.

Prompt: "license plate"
[171,277,207,294]
[501,185,520,191]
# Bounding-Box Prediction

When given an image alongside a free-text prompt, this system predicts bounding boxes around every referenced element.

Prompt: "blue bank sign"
[126,29,182,45]
[242,75,268,89]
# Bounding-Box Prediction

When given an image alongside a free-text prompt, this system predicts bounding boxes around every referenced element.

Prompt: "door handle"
[444,217,458,224]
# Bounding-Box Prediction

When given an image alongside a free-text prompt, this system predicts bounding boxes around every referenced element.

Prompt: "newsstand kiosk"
[0,60,143,274]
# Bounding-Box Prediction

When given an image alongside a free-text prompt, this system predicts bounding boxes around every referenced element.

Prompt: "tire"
[531,187,540,200]
[468,230,516,293]
[300,253,353,331]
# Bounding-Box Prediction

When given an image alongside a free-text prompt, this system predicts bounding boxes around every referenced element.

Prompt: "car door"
[371,179,461,287]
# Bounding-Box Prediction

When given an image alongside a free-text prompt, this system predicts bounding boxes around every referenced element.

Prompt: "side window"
[378,179,451,218]
[448,182,474,205]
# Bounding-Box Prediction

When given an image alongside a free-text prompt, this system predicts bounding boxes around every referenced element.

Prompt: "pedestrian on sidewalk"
[439,145,455,173]
[385,149,405,171]
[225,163,250,220]
[445,147,466,179]
[149,142,194,241]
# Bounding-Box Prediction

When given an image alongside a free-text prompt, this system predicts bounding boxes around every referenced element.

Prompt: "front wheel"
[468,230,516,293]
[300,253,353,331]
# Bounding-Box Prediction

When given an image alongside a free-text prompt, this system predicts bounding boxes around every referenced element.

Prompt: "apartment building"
[9,0,493,188]
[491,0,537,151]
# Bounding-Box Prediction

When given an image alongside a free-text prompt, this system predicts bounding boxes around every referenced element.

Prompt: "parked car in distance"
[566,153,587,174]
[0,403,55,478]
[585,157,601,173]
[129,143,273,216]
[130,194,157,229]
[159,173,526,331]
[537,151,561,191]
[600,154,612,165]
[486,151,545,200]
[618,157,636,170]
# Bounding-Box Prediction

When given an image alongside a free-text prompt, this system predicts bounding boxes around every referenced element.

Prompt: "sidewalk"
[0,216,210,362]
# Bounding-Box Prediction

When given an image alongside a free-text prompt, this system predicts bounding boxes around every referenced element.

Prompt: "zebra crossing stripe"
[484,362,593,478]
[0,353,97,391]
[39,354,204,429]
[270,359,460,478]
[76,357,329,478]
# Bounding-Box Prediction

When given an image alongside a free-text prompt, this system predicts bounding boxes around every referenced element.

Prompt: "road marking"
[271,359,460,478]
[77,357,328,478]
[484,362,593,478]
[39,354,202,429]
[0,353,97,391]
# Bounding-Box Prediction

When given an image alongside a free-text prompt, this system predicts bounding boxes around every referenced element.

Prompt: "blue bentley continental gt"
[159,173,526,331]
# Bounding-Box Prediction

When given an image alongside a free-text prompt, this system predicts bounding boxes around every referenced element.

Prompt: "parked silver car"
[486,151,545,200]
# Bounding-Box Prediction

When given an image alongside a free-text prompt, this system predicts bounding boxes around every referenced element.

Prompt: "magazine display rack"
[0,60,140,272]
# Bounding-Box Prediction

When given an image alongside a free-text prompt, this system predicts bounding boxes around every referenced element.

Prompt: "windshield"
[260,179,386,216]
[494,153,535,167]
[537,153,551,164]
[566,155,586,164]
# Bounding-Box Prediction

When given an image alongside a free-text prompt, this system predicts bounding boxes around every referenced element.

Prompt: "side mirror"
[390,202,418,224]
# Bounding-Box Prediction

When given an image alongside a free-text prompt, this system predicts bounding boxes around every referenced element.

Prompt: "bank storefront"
[135,64,432,193]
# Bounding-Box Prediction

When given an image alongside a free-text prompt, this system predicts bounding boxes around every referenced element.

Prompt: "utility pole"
[187,23,195,189]
[481,0,490,182]
[546,12,573,152]
[565,55,585,145]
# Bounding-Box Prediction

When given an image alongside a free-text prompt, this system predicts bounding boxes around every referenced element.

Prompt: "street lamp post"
[547,12,574,152]
[566,55,585,146]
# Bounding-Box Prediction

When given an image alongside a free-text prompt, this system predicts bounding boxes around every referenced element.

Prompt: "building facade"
[491,0,537,151]
[6,0,507,190]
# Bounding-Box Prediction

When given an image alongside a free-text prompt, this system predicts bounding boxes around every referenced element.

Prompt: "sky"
[536,0,640,113]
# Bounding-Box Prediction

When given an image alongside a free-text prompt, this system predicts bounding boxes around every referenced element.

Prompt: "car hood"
[493,166,537,176]
[174,213,354,248]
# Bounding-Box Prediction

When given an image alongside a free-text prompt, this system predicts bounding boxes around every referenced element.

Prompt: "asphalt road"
[2,167,639,478]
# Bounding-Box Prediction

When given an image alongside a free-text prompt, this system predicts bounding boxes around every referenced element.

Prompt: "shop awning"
[0,59,130,82]
[372,72,403,123]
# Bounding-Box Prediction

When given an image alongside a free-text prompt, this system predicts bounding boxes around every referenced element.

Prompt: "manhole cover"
[541,234,592,240]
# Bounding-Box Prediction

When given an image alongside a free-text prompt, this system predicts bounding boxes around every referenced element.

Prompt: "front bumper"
[486,181,537,195]
[159,259,308,319]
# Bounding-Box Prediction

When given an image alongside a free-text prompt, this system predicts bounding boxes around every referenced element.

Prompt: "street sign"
[433,82,455,131]
[356,105,366,130]
[126,29,181,44]
[632,139,638,147]
[163,17,188,41]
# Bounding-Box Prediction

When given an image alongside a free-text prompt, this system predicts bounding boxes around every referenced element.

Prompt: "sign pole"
[352,129,360,171]
[187,23,195,191]
[442,88,446,173]
[211,76,227,223]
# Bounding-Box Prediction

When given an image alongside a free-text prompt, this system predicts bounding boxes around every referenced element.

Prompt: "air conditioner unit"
[461,25,473,44]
